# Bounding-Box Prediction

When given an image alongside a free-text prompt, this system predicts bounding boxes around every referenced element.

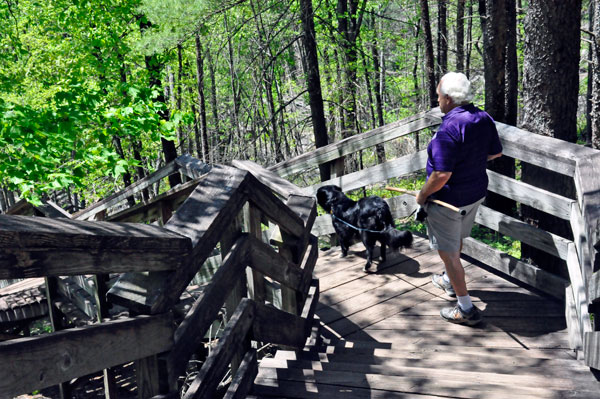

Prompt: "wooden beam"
[72,161,179,220]
[107,178,201,223]
[462,237,567,300]
[574,153,600,282]
[486,170,574,220]
[232,159,304,198]
[269,110,440,177]
[252,301,309,348]
[223,349,258,399]
[589,270,600,304]
[0,313,174,398]
[245,173,305,238]
[182,299,255,399]
[566,283,583,352]
[107,166,250,313]
[495,122,598,177]
[566,243,593,336]
[174,154,213,179]
[248,235,305,292]
[475,205,570,260]
[302,150,428,196]
[584,331,600,370]
[166,236,250,383]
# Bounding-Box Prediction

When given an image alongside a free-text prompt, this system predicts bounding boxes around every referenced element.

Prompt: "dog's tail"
[384,227,413,249]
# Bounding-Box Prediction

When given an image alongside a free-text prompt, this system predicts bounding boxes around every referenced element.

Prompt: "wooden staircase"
[251,325,600,399]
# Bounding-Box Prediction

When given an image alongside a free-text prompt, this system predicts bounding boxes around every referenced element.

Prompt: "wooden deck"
[253,235,600,398]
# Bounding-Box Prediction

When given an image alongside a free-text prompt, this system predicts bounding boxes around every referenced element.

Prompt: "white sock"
[442,273,450,283]
[457,295,473,312]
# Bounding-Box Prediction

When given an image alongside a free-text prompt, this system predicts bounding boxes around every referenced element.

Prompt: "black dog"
[316,185,413,272]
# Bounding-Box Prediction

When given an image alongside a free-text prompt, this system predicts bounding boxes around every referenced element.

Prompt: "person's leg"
[437,248,467,297]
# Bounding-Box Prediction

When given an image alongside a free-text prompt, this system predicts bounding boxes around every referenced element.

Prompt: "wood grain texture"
[223,349,258,399]
[0,313,173,398]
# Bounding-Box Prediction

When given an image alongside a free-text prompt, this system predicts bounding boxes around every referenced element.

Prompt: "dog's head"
[316,185,344,213]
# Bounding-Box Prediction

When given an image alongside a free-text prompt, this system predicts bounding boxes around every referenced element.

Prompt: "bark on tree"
[465,0,474,78]
[456,0,465,72]
[592,0,600,149]
[176,45,185,153]
[299,0,331,181]
[207,47,219,163]
[419,0,437,108]
[437,0,448,78]
[194,34,210,163]
[521,0,582,276]
[585,1,593,147]
[141,19,181,189]
[479,0,516,217]
[505,0,518,126]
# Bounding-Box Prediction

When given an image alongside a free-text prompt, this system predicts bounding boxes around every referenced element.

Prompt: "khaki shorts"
[425,197,484,252]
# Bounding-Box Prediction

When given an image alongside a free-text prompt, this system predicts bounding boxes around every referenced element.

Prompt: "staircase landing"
[252,235,600,398]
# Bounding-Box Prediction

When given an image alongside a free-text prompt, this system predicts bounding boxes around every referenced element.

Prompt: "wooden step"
[253,365,600,398]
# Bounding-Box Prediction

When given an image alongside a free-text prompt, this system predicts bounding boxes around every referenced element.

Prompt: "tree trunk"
[370,13,386,163]
[224,12,240,162]
[176,45,185,153]
[419,0,437,108]
[437,0,448,78]
[131,139,149,202]
[465,0,474,78]
[456,0,465,72]
[299,0,330,181]
[592,0,600,149]
[194,34,210,163]
[141,19,181,188]
[521,0,582,276]
[505,0,518,126]
[479,0,515,217]
[585,1,594,147]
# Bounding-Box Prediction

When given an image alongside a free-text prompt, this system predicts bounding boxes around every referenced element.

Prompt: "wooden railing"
[0,156,319,398]
[271,107,600,370]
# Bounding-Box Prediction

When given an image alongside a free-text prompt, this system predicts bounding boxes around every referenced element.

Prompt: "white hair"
[439,72,473,104]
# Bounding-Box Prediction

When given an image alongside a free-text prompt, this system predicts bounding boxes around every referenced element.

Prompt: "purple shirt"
[426,104,502,207]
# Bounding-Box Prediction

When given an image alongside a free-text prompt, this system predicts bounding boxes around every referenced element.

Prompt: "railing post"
[222,210,248,374]
[244,203,266,304]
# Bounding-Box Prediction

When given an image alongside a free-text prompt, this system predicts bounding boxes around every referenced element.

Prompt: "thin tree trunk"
[419,0,437,108]
[194,34,210,163]
[505,0,518,126]
[299,0,330,180]
[585,1,594,146]
[131,139,149,202]
[206,47,219,163]
[371,13,386,163]
[176,45,185,153]
[591,0,600,149]
[466,0,474,78]
[224,12,240,162]
[437,0,448,78]
[456,0,466,72]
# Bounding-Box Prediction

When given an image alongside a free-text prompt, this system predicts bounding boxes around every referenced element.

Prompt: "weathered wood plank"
[107,178,200,223]
[232,159,304,198]
[248,235,305,292]
[270,110,440,177]
[174,153,213,179]
[245,173,305,238]
[583,331,600,370]
[182,299,255,399]
[302,150,428,196]
[589,270,600,303]
[474,204,570,260]
[73,160,179,220]
[108,165,250,313]
[461,237,567,299]
[566,283,583,351]
[495,122,598,177]
[565,243,593,337]
[0,214,191,251]
[252,301,309,348]
[0,313,174,398]
[223,349,258,399]
[166,236,249,383]
[574,152,600,282]
[486,170,574,220]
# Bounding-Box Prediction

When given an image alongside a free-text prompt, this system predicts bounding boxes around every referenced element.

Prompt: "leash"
[330,212,387,234]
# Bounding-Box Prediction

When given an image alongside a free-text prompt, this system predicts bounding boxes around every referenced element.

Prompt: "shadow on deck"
[253,236,600,399]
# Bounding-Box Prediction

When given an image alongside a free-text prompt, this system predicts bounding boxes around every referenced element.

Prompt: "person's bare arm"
[487,152,502,161]
[416,170,452,205]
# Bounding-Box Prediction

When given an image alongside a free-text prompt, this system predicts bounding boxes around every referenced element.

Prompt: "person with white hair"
[416,72,503,326]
